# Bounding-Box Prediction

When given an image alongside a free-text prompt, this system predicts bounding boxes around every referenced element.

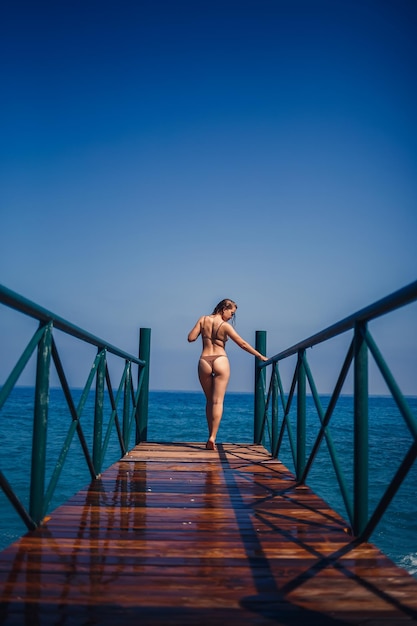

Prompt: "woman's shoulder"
[200,314,212,328]
[223,323,239,338]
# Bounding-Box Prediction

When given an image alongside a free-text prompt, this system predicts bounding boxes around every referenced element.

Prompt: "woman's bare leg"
[198,359,214,434]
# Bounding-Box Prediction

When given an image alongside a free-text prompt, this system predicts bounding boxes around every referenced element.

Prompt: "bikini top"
[201,316,228,348]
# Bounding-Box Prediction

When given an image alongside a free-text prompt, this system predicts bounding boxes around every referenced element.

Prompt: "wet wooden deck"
[0,442,417,625]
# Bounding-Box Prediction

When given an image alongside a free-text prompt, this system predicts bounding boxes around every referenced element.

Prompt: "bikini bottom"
[199,355,227,372]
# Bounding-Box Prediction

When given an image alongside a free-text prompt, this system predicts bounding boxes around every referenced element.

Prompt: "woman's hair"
[212,299,237,325]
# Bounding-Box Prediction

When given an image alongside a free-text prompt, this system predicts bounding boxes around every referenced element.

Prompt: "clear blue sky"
[1,0,416,394]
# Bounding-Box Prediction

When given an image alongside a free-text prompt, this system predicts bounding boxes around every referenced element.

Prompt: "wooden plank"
[0,442,416,625]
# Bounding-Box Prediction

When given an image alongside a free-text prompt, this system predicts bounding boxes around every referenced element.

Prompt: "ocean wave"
[399,553,417,576]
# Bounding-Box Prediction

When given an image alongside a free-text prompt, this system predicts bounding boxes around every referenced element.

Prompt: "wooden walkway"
[1,442,417,625]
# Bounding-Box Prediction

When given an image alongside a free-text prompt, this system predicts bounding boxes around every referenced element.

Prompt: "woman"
[188,298,268,450]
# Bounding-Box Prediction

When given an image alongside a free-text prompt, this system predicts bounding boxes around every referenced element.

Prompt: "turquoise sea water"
[0,388,416,579]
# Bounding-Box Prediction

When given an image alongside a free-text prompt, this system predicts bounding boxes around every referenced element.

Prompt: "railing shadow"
[218,444,417,624]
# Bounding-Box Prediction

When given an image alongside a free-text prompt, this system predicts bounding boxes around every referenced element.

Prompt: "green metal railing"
[0,284,151,529]
[254,280,417,540]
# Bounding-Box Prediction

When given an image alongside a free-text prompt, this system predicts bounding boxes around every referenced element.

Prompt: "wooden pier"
[0,442,416,625]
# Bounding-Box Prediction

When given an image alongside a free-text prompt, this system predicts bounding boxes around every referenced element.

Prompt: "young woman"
[187,298,268,450]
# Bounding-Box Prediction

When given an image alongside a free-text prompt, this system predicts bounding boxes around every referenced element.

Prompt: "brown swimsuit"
[200,317,228,371]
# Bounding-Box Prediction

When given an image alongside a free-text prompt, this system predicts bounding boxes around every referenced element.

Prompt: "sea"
[0,388,416,579]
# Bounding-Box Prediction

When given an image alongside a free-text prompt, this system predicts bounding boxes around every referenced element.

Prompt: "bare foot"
[205,440,217,451]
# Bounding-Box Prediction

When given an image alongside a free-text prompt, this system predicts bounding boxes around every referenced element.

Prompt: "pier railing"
[254,280,417,539]
[0,284,150,529]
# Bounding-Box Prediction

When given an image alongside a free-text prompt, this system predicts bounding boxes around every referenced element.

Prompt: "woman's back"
[200,315,228,352]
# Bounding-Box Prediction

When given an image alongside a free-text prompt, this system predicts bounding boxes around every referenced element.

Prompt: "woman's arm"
[226,326,268,361]
[187,317,203,342]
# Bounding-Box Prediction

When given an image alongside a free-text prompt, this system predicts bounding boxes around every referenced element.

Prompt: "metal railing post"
[354,321,368,536]
[254,330,267,444]
[29,322,52,525]
[271,363,279,457]
[93,349,106,475]
[136,328,151,443]
[123,360,131,450]
[297,349,306,481]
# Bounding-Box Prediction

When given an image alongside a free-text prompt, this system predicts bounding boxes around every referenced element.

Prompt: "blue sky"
[1,0,416,394]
